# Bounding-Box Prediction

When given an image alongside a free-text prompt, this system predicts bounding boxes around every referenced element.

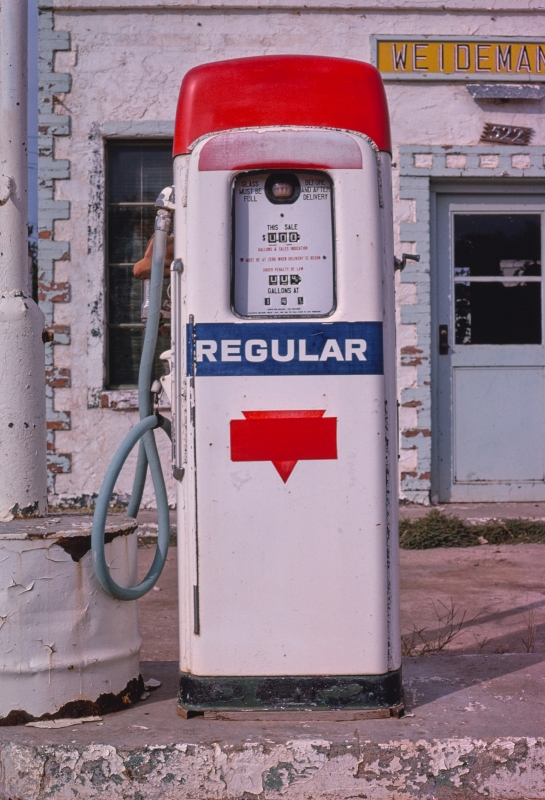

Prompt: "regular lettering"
[196,337,369,364]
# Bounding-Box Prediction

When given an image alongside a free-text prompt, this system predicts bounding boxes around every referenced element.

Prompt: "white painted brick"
[395,198,416,225]
[397,326,418,354]
[399,406,418,431]
[446,154,466,169]
[480,154,499,169]
[395,283,418,306]
[512,154,531,169]
[398,365,418,391]
[399,447,417,471]
[414,154,433,168]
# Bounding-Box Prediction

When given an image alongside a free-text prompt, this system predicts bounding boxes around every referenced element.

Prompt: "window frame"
[104,138,173,389]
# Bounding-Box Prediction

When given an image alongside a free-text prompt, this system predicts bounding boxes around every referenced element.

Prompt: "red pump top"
[173,55,391,156]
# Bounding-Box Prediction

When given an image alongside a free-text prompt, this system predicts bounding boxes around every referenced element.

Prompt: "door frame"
[430,180,545,503]
[396,145,545,506]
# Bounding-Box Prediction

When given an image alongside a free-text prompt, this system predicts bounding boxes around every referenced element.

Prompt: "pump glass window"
[233,171,335,317]
[454,213,542,345]
[106,141,172,388]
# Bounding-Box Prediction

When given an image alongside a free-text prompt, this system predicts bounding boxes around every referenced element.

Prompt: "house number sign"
[480,123,534,145]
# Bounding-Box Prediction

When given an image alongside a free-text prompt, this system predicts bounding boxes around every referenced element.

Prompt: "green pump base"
[178,668,403,717]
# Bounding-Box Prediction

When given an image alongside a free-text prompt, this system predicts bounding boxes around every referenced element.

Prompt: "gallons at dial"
[233,171,335,317]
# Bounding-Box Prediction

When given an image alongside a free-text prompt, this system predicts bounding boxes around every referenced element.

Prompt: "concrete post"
[0,3,142,720]
[0,0,47,520]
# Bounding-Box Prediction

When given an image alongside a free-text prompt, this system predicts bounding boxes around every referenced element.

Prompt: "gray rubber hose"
[91,208,172,600]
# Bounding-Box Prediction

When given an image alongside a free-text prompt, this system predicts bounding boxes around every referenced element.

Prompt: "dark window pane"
[455,281,542,345]
[108,272,171,327]
[108,144,173,204]
[107,205,156,264]
[108,268,143,324]
[108,327,142,387]
[142,155,173,204]
[108,148,144,203]
[108,326,171,388]
[454,214,541,278]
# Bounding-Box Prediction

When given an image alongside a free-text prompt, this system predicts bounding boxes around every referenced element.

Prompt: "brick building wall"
[38,0,545,506]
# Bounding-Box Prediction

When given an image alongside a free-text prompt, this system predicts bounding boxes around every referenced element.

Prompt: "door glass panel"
[453,213,542,345]
[454,214,541,277]
[455,282,542,344]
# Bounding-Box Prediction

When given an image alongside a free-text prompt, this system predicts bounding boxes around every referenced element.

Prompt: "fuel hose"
[91,198,173,600]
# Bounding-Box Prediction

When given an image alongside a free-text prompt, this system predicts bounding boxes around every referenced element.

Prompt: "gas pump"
[93,54,401,716]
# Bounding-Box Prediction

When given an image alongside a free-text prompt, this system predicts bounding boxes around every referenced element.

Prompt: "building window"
[106,140,173,388]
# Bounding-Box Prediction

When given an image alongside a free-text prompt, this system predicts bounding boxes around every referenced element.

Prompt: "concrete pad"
[4,515,543,797]
[138,543,179,662]
[400,542,545,655]
[2,655,545,799]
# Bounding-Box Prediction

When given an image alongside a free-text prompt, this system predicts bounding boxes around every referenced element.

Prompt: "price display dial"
[232,171,335,318]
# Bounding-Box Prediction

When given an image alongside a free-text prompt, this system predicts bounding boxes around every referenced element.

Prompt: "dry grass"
[521,607,538,653]
[400,510,545,550]
[402,599,469,657]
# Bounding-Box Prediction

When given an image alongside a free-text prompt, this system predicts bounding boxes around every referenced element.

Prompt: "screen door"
[434,192,545,502]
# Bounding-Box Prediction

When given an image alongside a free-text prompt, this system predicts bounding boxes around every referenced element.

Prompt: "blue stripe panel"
[188,321,383,376]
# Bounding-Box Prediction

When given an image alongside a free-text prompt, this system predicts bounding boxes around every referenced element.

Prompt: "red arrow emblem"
[230,410,337,483]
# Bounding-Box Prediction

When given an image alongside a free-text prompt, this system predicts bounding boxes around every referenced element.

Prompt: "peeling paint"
[2,736,545,798]
[0,518,140,720]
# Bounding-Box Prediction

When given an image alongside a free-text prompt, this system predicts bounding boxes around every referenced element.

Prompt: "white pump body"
[171,127,400,691]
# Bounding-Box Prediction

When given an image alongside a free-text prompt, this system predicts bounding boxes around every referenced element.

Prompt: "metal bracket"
[171,258,183,273]
[173,466,185,482]
[151,379,163,414]
[394,253,420,272]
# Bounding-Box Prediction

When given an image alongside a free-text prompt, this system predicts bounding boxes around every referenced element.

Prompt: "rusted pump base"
[178,668,403,719]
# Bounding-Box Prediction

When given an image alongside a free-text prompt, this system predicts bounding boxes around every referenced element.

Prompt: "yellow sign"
[375,38,545,80]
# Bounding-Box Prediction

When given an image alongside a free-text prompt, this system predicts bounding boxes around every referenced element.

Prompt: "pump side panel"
[378,151,402,672]
[175,131,396,677]
[194,375,387,675]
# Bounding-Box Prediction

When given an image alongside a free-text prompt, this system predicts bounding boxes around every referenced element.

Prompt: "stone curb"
[2,735,543,799]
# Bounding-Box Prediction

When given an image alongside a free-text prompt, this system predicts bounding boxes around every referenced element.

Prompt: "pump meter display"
[233,171,335,317]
